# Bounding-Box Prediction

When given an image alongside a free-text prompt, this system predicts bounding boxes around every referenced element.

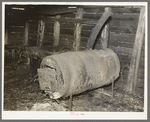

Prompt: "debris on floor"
[4,66,144,112]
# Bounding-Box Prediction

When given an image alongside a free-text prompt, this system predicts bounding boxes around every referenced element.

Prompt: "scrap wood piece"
[28,74,38,85]
[86,10,112,49]
[96,88,112,97]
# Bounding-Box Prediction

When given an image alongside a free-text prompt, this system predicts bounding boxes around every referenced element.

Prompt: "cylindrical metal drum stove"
[38,48,120,99]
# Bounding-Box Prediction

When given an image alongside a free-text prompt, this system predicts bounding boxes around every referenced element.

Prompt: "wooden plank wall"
[6,18,25,46]
[28,12,76,47]
[5,6,144,81]
[5,8,26,62]
[109,7,144,81]
[58,13,76,47]
[79,6,144,81]
[28,20,38,46]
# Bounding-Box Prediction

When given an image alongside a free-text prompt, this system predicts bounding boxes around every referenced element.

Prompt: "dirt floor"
[3,63,144,112]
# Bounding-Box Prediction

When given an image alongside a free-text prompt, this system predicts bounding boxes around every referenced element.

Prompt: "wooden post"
[5,28,8,45]
[127,7,145,93]
[37,20,45,46]
[112,80,114,98]
[73,8,83,51]
[12,49,15,59]
[69,93,73,111]
[53,15,61,46]
[24,21,29,46]
[86,10,111,49]
[101,7,111,49]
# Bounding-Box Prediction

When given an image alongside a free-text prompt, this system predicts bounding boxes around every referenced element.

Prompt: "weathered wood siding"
[5,6,145,82]
[28,20,38,46]
[79,6,144,81]
[6,13,25,46]
[27,12,76,47]
[109,7,144,81]
[5,7,26,62]
[59,13,76,47]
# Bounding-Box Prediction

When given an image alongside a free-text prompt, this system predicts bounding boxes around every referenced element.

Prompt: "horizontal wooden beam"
[112,7,140,13]
[109,45,145,57]
[34,6,77,15]
[60,28,74,35]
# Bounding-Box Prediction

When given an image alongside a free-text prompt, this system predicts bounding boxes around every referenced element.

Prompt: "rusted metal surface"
[38,48,120,99]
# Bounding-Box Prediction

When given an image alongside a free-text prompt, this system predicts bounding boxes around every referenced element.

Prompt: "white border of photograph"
[2,2,148,120]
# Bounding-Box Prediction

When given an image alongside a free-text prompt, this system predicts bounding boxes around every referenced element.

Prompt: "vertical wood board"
[73,8,83,51]
[127,7,145,93]
[53,15,61,46]
[37,20,45,46]
[24,21,29,46]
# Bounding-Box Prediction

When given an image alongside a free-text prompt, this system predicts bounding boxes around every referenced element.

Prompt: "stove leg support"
[112,77,115,98]
[112,81,114,98]
[69,93,73,111]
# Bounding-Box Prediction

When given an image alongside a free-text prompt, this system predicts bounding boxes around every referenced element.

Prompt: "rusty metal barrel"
[37,48,120,99]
